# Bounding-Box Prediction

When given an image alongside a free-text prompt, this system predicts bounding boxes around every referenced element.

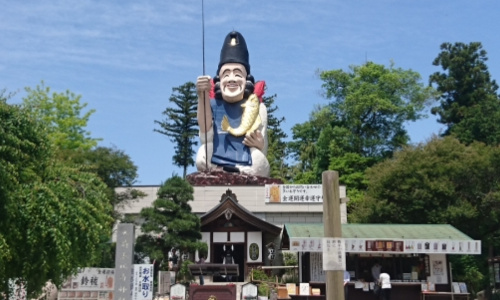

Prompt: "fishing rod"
[202,0,206,76]
[202,0,208,171]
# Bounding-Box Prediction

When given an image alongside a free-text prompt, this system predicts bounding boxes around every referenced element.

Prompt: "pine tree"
[264,93,288,181]
[136,176,206,273]
[155,82,198,178]
[430,42,500,145]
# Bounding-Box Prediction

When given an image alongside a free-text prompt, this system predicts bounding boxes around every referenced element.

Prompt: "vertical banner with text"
[322,238,346,271]
[133,264,153,300]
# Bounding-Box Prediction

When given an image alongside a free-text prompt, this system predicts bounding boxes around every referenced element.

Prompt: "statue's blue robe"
[211,98,252,166]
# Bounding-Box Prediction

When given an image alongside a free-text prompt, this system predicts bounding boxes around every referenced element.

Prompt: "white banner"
[265,184,323,203]
[61,268,115,291]
[289,238,481,254]
[322,238,346,271]
[133,264,154,300]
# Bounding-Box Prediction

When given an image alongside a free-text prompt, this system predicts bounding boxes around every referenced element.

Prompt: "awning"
[282,223,481,255]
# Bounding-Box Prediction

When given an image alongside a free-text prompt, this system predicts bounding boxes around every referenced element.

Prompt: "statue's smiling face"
[219,63,247,103]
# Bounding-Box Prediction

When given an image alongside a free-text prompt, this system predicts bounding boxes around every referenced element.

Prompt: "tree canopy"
[288,62,436,206]
[353,135,500,293]
[264,93,288,181]
[72,146,144,217]
[21,83,143,267]
[0,96,113,298]
[154,82,198,178]
[72,146,145,268]
[22,82,100,151]
[356,136,500,246]
[430,42,500,145]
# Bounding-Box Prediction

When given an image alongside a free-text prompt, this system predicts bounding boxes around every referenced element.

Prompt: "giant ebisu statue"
[196,31,270,178]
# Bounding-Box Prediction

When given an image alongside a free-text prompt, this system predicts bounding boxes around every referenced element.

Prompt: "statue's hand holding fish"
[243,130,265,151]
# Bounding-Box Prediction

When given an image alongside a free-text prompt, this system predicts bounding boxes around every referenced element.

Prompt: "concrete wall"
[115,184,348,227]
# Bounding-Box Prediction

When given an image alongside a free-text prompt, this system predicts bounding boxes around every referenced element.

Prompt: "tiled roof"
[284,223,473,240]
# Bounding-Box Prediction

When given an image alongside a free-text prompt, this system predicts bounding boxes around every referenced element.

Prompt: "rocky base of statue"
[186,170,283,186]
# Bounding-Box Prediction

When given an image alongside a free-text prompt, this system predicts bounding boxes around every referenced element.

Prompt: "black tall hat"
[217,31,250,75]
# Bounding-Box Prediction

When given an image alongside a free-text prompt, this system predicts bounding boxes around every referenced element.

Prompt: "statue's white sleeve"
[199,126,214,144]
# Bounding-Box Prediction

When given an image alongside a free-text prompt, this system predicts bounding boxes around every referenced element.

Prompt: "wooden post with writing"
[323,171,344,300]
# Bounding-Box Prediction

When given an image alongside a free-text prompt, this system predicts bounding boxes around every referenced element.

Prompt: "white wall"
[115,185,348,228]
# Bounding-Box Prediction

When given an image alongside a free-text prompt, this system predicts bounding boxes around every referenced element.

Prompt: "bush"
[258,284,270,297]
[252,268,270,281]
[177,260,194,284]
[251,269,273,297]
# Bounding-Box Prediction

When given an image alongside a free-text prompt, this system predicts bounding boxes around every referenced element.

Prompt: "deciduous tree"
[22,83,143,268]
[22,81,100,151]
[72,146,144,216]
[359,136,500,241]
[354,136,500,292]
[288,62,436,206]
[0,96,112,299]
[72,146,145,267]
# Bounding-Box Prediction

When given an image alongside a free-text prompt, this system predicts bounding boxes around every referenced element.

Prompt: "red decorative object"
[209,79,215,99]
[254,81,265,102]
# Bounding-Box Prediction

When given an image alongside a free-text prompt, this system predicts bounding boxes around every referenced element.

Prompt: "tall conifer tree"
[264,93,288,181]
[430,42,500,145]
[155,82,198,178]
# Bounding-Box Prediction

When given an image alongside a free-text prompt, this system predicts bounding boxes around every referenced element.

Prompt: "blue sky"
[1,0,499,185]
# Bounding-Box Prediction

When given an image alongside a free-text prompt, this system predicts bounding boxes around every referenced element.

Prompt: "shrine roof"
[200,189,282,236]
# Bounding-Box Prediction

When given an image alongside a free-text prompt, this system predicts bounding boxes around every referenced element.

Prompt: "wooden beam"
[323,171,344,300]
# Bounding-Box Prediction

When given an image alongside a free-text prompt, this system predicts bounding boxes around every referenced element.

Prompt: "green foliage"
[449,255,486,296]
[0,99,113,298]
[252,268,270,281]
[62,140,142,268]
[22,81,100,151]
[251,269,272,296]
[136,176,206,270]
[319,61,434,156]
[430,42,500,145]
[353,135,500,292]
[281,252,299,283]
[1,93,49,291]
[264,93,289,181]
[288,106,329,177]
[22,83,141,213]
[176,260,195,285]
[282,252,298,267]
[288,62,435,214]
[18,163,114,284]
[354,135,500,286]
[258,284,270,297]
[75,147,139,188]
[154,82,198,178]
[71,146,145,223]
